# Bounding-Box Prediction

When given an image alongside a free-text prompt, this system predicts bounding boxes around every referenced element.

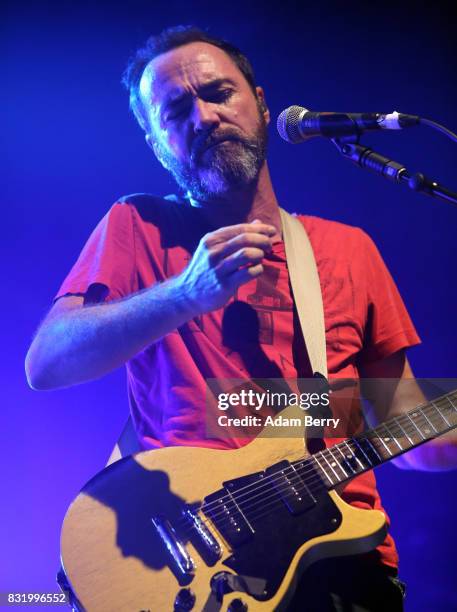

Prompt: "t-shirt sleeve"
[359,229,421,362]
[54,202,138,303]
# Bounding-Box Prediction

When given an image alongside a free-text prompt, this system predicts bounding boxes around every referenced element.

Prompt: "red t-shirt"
[55,194,420,568]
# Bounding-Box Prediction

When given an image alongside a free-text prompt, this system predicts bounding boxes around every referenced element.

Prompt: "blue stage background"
[3,1,456,610]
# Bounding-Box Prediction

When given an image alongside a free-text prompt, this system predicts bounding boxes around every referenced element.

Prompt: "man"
[25,26,456,611]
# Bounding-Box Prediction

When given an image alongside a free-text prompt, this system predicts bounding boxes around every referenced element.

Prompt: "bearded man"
[25,25,457,612]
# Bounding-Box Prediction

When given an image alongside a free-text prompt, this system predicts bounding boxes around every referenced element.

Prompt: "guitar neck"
[295,389,457,490]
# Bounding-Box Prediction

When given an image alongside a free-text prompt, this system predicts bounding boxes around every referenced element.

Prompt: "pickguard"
[204,462,342,599]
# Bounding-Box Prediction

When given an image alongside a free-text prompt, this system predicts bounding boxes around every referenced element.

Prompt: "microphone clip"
[332,136,407,183]
[332,136,457,206]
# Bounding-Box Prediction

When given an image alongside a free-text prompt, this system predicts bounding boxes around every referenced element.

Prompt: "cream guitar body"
[61,406,388,612]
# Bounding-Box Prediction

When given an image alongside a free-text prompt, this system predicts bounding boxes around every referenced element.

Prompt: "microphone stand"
[332,137,457,207]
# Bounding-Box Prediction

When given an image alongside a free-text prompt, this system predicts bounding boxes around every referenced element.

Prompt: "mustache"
[190,129,257,165]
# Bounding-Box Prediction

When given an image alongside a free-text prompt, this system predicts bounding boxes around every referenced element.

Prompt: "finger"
[205,222,276,246]
[214,232,273,260]
[226,263,264,290]
[218,247,265,276]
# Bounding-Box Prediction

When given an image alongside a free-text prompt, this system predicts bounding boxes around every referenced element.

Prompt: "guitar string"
[178,418,435,538]
[174,398,456,531]
[180,395,455,517]
[219,402,457,528]
[179,413,454,537]
[178,427,453,539]
[174,397,456,529]
[177,470,317,533]
[177,422,439,536]
[202,391,457,515]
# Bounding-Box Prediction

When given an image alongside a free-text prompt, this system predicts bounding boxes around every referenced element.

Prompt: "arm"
[360,350,457,471]
[25,222,275,390]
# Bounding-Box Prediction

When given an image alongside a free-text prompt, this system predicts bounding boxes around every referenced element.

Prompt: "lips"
[203,138,236,152]
[191,134,241,165]
[201,138,243,161]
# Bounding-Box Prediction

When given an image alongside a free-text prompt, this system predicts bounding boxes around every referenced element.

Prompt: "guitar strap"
[106,208,327,465]
[279,207,327,379]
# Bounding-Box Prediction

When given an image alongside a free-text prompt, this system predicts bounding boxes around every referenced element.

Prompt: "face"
[138,42,269,200]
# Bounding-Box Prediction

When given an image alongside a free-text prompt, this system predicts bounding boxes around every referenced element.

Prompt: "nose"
[191,98,220,133]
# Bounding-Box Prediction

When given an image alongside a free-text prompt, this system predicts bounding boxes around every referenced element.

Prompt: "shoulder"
[295,213,371,258]
[114,192,181,221]
[109,192,192,229]
[112,193,206,249]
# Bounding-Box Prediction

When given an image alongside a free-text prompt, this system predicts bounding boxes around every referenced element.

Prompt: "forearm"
[361,353,457,472]
[25,276,197,390]
[26,221,275,391]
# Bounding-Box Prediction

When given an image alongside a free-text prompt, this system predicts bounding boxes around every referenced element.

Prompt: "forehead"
[138,42,246,106]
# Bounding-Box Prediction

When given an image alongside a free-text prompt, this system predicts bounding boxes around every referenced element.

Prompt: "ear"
[145,133,170,170]
[255,86,270,125]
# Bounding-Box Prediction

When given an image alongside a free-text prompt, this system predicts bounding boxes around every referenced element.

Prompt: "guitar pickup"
[265,461,316,515]
[203,478,258,549]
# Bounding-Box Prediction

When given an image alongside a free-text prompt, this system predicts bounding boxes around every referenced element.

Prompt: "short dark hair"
[122,25,257,131]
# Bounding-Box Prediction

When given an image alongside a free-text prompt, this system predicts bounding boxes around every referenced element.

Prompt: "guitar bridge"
[151,515,195,578]
[183,507,222,564]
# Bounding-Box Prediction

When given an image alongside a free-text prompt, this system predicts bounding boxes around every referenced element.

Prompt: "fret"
[312,454,335,487]
[334,444,357,475]
[388,417,407,439]
[343,440,365,470]
[314,389,457,489]
[393,416,413,445]
[420,408,438,434]
[423,403,447,433]
[370,431,394,458]
[411,409,435,440]
[361,436,383,463]
[380,423,403,451]
[331,446,350,476]
[350,437,374,468]
[406,412,426,440]
[397,413,424,445]
[325,447,346,479]
[438,397,457,426]
[446,394,457,411]
[432,400,451,427]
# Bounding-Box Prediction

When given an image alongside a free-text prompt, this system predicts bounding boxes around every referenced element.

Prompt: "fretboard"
[295,389,457,489]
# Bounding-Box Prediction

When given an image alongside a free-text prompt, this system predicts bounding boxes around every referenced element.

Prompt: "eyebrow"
[162,78,237,110]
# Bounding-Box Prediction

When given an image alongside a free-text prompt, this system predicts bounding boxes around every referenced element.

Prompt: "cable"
[420,117,457,144]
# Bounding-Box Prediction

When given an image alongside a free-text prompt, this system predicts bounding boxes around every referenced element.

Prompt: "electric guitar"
[60,389,457,611]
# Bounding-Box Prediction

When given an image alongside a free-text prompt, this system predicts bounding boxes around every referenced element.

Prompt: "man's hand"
[178,220,276,313]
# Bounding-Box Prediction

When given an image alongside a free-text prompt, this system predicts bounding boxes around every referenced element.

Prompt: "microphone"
[277,106,420,143]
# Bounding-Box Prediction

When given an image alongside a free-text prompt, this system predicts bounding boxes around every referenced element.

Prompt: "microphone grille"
[277,105,307,143]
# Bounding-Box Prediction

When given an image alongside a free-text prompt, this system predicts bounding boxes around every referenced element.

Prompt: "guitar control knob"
[228,598,248,612]
[174,588,196,611]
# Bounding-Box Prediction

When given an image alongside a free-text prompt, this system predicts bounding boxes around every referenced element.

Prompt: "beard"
[156,109,268,201]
